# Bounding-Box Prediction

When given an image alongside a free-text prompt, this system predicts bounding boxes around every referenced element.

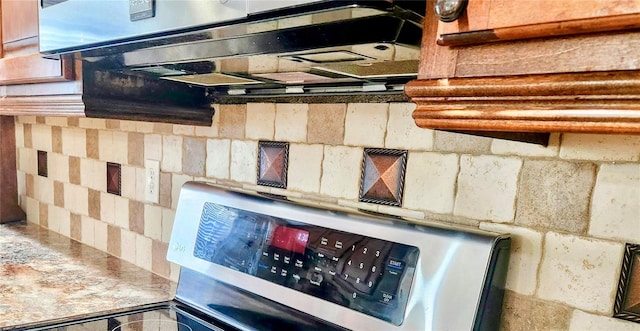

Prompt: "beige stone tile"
[128,132,145,167]
[67,117,79,127]
[499,291,571,331]
[479,223,543,295]
[100,192,115,225]
[515,160,596,234]
[161,135,183,172]
[153,123,174,135]
[170,262,180,282]
[120,165,137,199]
[171,174,193,209]
[19,116,37,124]
[275,104,308,142]
[144,204,163,241]
[114,196,130,229]
[68,156,81,185]
[136,121,155,133]
[589,163,640,242]
[31,124,52,152]
[492,133,560,157]
[80,158,107,191]
[568,310,640,331]
[23,123,32,148]
[162,208,175,243]
[183,137,206,177]
[385,103,434,151]
[129,200,144,234]
[45,117,68,127]
[25,197,39,225]
[14,122,24,148]
[25,173,34,198]
[144,134,163,161]
[85,129,100,159]
[320,145,362,199]
[454,155,522,222]
[120,229,137,264]
[159,172,172,209]
[78,118,106,130]
[46,205,59,232]
[58,208,71,237]
[307,104,346,145]
[107,224,121,257]
[538,232,624,313]
[219,104,246,139]
[230,140,258,184]
[22,124,33,148]
[19,148,37,175]
[88,189,101,220]
[34,176,54,205]
[173,124,195,136]
[377,205,425,220]
[51,126,62,153]
[94,220,108,252]
[105,119,120,130]
[98,130,113,161]
[152,240,171,278]
[112,131,129,165]
[119,120,138,132]
[61,127,86,158]
[560,134,640,161]
[48,153,69,183]
[136,234,153,271]
[80,216,95,246]
[38,202,48,228]
[195,109,220,138]
[54,181,64,208]
[206,139,231,180]
[403,152,458,214]
[245,103,276,140]
[135,167,147,202]
[64,183,88,216]
[433,131,493,154]
[288,144,323,193]
[344,103,387,147]
[17,171,25,199]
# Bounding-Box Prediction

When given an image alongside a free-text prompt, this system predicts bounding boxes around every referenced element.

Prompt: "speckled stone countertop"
[0,222,175,329]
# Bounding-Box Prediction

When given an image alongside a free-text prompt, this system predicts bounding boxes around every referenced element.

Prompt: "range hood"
[39,0,425,125]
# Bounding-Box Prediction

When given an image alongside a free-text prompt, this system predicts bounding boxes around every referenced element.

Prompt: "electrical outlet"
[145,159,160,203]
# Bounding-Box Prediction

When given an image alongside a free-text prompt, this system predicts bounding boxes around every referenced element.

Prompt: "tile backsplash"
[14,102,640,330]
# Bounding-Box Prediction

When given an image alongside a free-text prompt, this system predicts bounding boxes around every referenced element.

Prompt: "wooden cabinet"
[405,0,640,134]
[436,0,640,46]
[0,0,73,85]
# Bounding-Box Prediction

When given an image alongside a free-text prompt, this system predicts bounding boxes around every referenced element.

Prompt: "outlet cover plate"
[145,159,160,203]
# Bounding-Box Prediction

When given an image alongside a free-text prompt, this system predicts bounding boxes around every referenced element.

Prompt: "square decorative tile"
[257,141,289,189]
[37,151,47,177]
[359,148,407,207]
[106,162,122,196]
[614,243,640,323]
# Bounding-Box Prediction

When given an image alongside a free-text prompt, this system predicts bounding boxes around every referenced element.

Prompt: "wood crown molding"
[405,71,640,134]
[0,94,84,116]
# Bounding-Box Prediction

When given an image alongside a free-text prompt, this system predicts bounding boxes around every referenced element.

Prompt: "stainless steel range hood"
[39,0,425,125]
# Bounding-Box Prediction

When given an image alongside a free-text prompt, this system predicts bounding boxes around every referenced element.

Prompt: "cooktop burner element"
[22,182,511,331]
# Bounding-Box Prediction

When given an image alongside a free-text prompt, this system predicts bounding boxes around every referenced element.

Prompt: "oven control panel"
[192,202,418,325]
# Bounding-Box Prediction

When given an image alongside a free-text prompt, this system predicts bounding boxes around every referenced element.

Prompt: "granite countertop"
[0,222,175,329]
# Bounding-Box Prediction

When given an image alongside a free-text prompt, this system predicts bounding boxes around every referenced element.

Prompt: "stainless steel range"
[22,182,510,331]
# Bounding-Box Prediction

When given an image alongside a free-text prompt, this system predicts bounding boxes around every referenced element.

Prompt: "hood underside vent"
[41,1,425,125]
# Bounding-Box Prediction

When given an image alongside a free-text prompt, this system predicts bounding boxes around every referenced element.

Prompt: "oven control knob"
[309,272,323,286]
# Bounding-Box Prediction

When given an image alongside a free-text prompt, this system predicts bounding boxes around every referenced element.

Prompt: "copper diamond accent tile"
[37,150,48,177]
[614,243,640,323]
[257,141,289,189]
[359,148,407,207]
[106,162,121,196]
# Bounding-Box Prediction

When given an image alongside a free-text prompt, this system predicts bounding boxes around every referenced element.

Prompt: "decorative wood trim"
[406,71,640,133]
[0,116,26,223]
[0,53,74,85]
[438,13,640,46]
[0,94,85,116]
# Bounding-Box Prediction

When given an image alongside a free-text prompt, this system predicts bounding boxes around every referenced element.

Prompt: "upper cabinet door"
[436,0,640,46]
[0,0,73,85]
[1,0,38,45]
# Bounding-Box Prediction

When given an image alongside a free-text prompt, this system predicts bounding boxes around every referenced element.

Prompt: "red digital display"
[271,226,309,254]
